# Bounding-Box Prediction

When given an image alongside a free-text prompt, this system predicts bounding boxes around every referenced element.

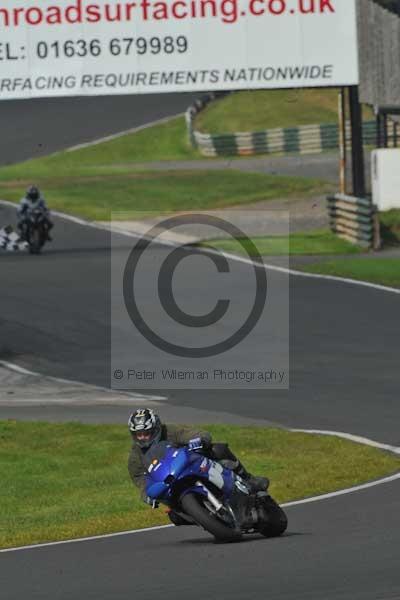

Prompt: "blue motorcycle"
[145,441,288,543]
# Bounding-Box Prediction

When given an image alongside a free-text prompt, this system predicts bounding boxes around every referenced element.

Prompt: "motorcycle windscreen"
[145,443,189,484]
[145,446,189,499]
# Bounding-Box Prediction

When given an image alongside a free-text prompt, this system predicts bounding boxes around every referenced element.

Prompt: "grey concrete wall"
[358,0,400,107]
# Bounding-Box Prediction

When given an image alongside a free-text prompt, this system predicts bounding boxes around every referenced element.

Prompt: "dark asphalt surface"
[3,479,400,600]
[1,202,399,444]
[1,95,399,600]
[0,93,197,165]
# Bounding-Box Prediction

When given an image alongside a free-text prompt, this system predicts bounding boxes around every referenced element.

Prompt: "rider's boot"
[212,444,269,493]
[234,462,269,493]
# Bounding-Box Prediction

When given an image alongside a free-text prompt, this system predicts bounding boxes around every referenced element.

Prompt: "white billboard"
[0,0,358,99]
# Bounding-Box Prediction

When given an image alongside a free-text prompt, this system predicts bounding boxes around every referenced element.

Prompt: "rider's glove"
[146,496,159,509]
[187,437,203,452]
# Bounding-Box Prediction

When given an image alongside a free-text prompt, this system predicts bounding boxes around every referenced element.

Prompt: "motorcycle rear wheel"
[181,493,242,543]
[258,495,288,538]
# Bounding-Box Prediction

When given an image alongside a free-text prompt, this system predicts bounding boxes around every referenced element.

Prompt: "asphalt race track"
[2,478,400,600]
[1,95,399,600]
[1,202,399,443]
[0,93,198,165]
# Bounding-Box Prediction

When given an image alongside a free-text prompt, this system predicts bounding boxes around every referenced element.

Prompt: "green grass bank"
[0,170,328,222]
[299,258,400,288]
[203,230,364,257]
[1,421,399,549]
[195,89,373,133]
[381,209,400,246]
[0,117,197,177]
[0,96,338,220]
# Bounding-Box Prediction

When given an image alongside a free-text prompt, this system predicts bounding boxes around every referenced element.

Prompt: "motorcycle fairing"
[146,446,235,503]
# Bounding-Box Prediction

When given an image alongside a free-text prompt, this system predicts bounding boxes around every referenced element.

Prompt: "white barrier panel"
[0,0,358,99]
[372,149,400,211]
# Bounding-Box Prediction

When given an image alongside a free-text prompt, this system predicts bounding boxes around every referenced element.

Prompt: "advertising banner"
[0,0,359,99]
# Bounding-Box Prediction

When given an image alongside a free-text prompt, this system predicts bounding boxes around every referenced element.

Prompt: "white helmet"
[128,408,162,449]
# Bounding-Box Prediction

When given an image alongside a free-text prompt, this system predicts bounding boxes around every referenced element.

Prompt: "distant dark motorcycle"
[21,208,48,254]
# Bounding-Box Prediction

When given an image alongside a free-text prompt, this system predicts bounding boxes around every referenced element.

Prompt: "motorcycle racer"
[127,408,269,524]
[17,185,54,241]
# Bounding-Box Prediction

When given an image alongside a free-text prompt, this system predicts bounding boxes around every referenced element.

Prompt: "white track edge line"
[0,113,182,169]
[2,198,398,295]
[65,113,183,152]
[204,247,400,295]
[1,438,399,554]
[0,360,166,402]
[0,525,174,553]
[282,471,400,508]
[290,428,400,455]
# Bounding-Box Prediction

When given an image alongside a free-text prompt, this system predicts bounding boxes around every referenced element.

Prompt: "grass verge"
[0,171,329,221]
[380,209,400,246]
[196,89,373,133]
[1,421,399,549]
[203,230,364,256]
[0,116,197,177]
[298,258,400,288]
[0,107,333,220]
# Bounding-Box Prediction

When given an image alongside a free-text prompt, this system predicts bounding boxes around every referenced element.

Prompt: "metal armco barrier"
[186,97,396,157]
[189,119,388,157]
[327,193,381,250]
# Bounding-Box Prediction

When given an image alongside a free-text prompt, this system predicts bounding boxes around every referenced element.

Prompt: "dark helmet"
[128,408,162,449]
[26,186,40,202]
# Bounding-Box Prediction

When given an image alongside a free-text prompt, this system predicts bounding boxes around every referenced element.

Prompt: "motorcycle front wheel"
[181,493,242,543]
[28,227,43,254]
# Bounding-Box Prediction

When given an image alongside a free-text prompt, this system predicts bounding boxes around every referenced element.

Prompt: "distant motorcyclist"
[127,408,269,525]
[17,185,53,241]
